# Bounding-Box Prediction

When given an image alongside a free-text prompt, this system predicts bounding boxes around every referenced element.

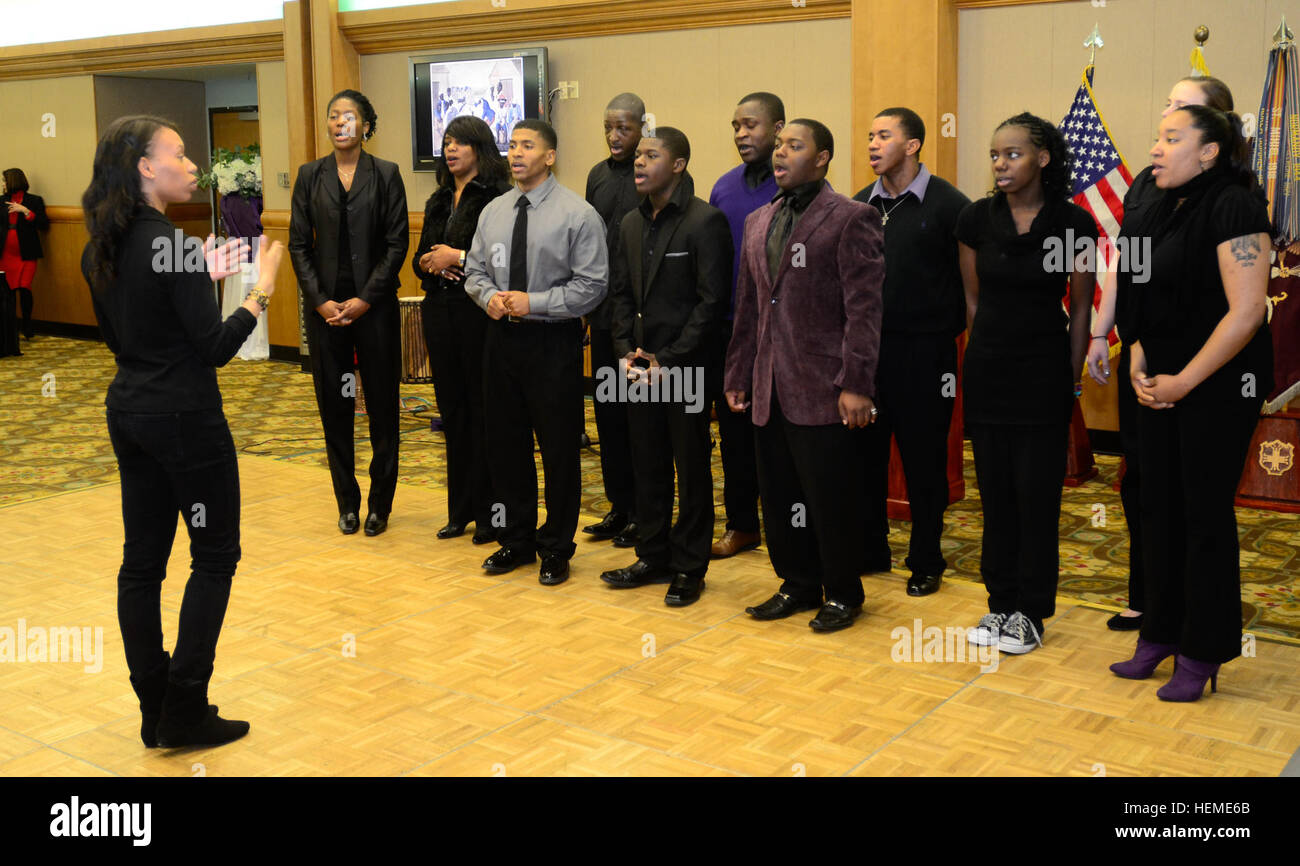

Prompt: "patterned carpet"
[3,334,1298,643]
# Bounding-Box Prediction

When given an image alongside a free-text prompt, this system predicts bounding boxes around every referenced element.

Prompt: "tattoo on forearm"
[1230,235,1262,267]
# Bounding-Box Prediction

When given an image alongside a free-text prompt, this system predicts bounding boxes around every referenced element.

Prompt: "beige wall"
[257,60,290,212]
[957,0,1300,199]
[356,18,853,210]
[0,75,97,206]
[93,75,210,204]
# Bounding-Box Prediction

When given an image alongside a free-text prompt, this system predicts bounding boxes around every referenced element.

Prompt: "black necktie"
[510,195,528,292]
[767,197,794,281]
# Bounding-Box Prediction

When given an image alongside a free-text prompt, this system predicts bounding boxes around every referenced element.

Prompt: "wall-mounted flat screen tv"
[409,46,548,171]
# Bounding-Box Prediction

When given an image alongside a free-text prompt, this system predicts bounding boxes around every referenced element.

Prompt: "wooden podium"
[1236,409,1300,512]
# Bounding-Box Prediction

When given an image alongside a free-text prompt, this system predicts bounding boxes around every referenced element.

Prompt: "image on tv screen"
[411,47,547,171]
[428,57,525,154]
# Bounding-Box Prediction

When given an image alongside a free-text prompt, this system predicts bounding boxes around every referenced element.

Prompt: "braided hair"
[995,112,1073,200]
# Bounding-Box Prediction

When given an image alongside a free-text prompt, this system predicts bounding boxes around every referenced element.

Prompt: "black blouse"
[335,176,355,300]
[956,194,1097,425]
[1122,166,1273,397]
[411,176,511,292]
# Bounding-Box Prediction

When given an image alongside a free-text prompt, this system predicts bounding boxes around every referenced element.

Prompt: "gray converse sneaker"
[997,612,1043,654]
[967,612,1008,646]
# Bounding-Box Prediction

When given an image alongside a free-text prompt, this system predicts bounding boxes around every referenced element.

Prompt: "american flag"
[1059,65,1133,349]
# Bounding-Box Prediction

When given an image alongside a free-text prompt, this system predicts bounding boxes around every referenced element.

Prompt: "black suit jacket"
[0,193,49,260]
[289,151,409,312]
[411,175,511,290]
[610,175,732,367]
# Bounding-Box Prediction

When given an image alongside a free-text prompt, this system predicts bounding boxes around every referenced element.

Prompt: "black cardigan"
[1,192,49,260]
[411,175,511,290]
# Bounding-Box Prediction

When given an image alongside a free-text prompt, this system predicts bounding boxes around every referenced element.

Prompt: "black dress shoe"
[1106,611,1144,631]
[539,555,569,586]
[809,600,863,633]
[364,513,388,536]
[471,527,497,545]
[436,521,467,540]
[482,547,537,574]
[906,573,942,596]
[665,574,704,607]
[611,522,640,548]
[338,512,360,535]
[745,591,822,621]
[583,510,629,539]
[600,559,672,588]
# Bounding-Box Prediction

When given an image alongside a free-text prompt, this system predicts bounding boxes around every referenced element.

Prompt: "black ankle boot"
[129,655,171,748]
[155,681,250,748]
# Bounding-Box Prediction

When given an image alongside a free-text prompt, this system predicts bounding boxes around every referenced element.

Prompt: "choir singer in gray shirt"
[464,118,608,586]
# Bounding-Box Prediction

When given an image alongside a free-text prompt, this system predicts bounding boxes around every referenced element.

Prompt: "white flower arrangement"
[197,145,262,198]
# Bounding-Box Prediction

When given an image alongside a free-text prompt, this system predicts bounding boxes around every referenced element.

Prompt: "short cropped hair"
[786,118,834,161]
[875,107,926,157]
[644,126,690,166]
[738,92,785,124]
[513,118,557,150]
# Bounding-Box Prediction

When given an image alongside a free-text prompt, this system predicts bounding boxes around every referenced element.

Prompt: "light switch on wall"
[278,172,290,189]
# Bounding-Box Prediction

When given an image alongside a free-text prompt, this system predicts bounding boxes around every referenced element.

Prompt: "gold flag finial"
[1275,16,1294,47]
[1084,23,1103,66]
[1190,25,1211,77]
[1194,25,1209,46]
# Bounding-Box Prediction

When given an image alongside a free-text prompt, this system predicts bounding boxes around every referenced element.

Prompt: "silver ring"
[870,408,878,416]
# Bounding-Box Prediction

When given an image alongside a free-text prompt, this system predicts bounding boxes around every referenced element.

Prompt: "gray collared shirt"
[464,172,608,319]
[866,162,932,204]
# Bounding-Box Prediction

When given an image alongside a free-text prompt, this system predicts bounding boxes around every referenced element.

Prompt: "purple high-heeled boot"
[1156,655,1219,702]
[1109,637,1178,679]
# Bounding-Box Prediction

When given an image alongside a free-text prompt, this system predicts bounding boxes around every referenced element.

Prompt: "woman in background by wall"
[1,167,49,347]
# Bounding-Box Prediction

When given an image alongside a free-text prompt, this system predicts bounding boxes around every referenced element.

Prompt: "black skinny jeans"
[107,407,241,689]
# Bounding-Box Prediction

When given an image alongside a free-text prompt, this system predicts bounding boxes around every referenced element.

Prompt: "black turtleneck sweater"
[1121,165,1273,391]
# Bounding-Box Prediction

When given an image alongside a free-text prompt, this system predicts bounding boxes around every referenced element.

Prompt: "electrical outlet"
[556,80,568,98]
[278,171,290,189]
[568,80,578,99]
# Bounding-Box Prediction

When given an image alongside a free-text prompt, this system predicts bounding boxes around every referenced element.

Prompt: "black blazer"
[1,192,49,260]
[411,175,511,291]
[610,175,732,367]
[289,150,409,312]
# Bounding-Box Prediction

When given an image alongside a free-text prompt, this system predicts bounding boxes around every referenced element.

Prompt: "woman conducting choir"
[83,114,284,747]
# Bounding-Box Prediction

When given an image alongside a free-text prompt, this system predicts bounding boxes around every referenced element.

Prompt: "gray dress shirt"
[463,172,609,319]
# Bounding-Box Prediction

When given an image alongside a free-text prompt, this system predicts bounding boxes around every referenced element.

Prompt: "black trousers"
[305,300,401,516]
[589,325,636,518]
[0,277,19,357]
[862,332,957,575]
[627,384,715,578]
[1136,382,1260,663]
[754,389,867,606]
[1115,343,1145,611]
[483,317,584,559]
[969,422,1068,631]
[708,323,761,533]
[107,408,240,690]
[421,289,493,529]
[16,286,33,338]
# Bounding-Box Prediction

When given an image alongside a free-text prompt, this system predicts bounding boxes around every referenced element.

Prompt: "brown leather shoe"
[711,529,761,558]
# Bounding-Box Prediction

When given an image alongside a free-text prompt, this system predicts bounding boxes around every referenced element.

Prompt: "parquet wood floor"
[1,456,1296,776]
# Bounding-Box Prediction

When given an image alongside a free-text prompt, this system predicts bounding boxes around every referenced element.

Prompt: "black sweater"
[853,173,970,337]
[84,208,256,412]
